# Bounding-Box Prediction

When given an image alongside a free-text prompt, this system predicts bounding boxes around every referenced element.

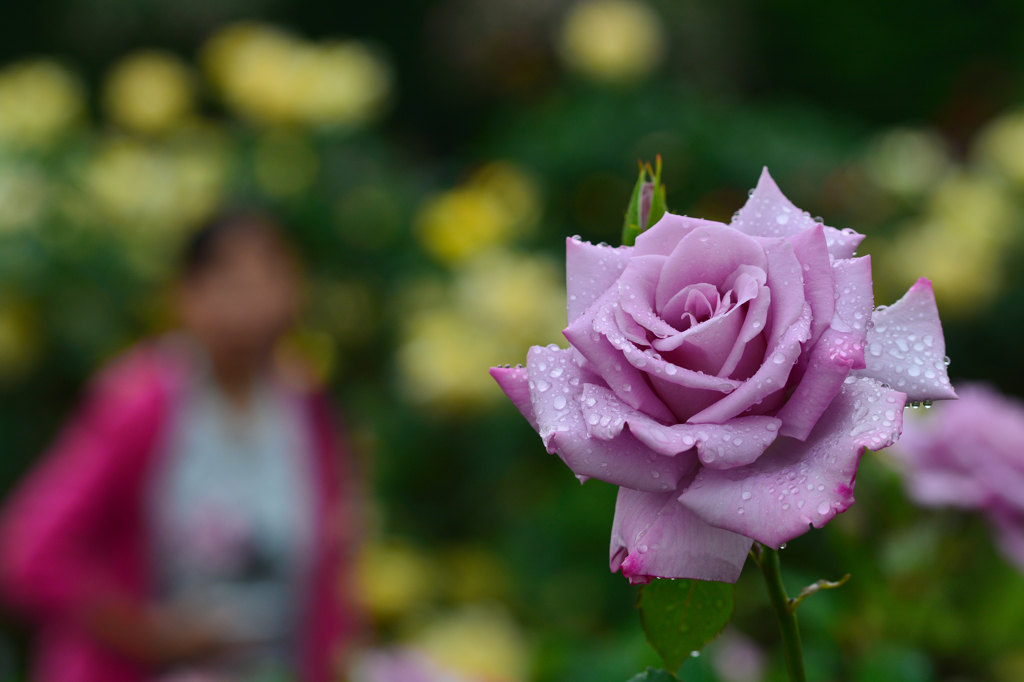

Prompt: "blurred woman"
[0,211,360,682]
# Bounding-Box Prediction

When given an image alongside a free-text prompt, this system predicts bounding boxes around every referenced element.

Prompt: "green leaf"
[626,668,679,682]
[639,578,735,672]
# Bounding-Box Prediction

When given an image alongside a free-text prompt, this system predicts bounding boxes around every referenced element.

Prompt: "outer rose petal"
[775,328,858,440]
[758,238,807,355]
[490,365,537,430]
[618,254,679,339]
[678,377,907,548]
[580,384,782,469]
[787,225,835,347]
[610,487,753,584]
[527,346,694,492]
[731,167,864,259]
[831,256,874,359]
[566,237,632,324]
[854,278,957,401]
[633,214,727,257]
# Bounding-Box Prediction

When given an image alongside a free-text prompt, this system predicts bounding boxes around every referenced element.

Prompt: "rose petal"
[719,282,771,379]
[853,278,957,401]
[566,237,633,324]
[634,214,726,257]
[822,226,864,260]
[775,328,858,440]
[655,302,746,376]
[787,225,835,347]
[564,288,677,424]
[758,238,807,356]
[490,365,537,430]
[678,377,907,548]
[610,487,753,584]
[527,346,692,492]
[580,384,781,468]
[831,256,874,363]
[731,167,864,259]
[618,255,678,339]
[656,225,768,313]
[688,304,812,424]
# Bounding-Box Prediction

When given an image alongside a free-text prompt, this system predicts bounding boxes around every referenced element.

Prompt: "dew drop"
[553,396,567,409]
[817,501,830,515]
[741,491,752,500]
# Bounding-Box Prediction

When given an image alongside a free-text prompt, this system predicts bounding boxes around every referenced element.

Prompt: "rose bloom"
[492,169,957,584]
[893,383,1024,571]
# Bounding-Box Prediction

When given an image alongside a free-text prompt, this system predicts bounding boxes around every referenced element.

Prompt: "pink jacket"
[0,342,358,682]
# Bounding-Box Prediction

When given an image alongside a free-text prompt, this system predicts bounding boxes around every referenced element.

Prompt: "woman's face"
[176,226,300,369]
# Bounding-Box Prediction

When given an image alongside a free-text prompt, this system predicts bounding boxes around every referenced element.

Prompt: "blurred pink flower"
[894,383,1024,570]
[492,168,956,584]
[351,647,472,682]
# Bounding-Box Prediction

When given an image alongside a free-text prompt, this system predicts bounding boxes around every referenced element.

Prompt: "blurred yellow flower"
[416,162,541,264]
[356,539,437,620]
[864,128,951,198]
[202,22,392,128]
[441,547,511,604]
[85,134,228,232]
[411,606,529,682]
[880,173,1015,314]
[102,51,196,135]
[0,161,48,232]
[455,250,565,348]
[975,111,1024,185]
[398,249,566,410]
[0,60,84,149]
[398,306,507,408]
[558,0,666,84]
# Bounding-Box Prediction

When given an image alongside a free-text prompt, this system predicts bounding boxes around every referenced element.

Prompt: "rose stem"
[757,545,806,682]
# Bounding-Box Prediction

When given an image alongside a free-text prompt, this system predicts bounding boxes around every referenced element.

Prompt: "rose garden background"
[2,0,1024,680]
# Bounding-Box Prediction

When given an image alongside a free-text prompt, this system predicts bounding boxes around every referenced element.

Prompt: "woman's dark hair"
[180,209,293,278]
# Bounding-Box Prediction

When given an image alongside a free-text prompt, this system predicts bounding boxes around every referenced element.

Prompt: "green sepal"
[647,155,667,229]
[621,162,646,247]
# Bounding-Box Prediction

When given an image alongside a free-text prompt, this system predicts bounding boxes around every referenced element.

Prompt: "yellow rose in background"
[864,128,951,198]
[0,60,84,149]
[202,22,391,128]
[398,249,565,410]
[290,41,393,128]
[356,539,438,621]
[102,51,196,136]
[558,0,666,84]
[410,606,530,682]
[880,173,1016,315]
[975,111,1024,185]
[415,162,541,264]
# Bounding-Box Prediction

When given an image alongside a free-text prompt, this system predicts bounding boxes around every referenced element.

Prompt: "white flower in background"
[864,128,951,198]
[0,60,84,149]
[202,22,392,128]
[558,0,667,84]
[102,50,196,136]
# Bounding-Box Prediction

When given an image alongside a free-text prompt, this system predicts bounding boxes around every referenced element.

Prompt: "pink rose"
[491,168,956,584]
[893,383,1024,571]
